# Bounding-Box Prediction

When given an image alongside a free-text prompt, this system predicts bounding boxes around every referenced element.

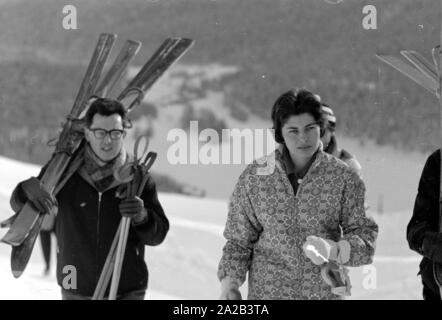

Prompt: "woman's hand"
[302,235,338,265]
[219,278,242,300]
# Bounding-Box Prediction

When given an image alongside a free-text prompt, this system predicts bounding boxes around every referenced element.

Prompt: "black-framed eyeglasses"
[89,128,125,140]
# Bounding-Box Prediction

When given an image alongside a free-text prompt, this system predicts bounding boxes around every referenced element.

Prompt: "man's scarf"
[83,143,127,192]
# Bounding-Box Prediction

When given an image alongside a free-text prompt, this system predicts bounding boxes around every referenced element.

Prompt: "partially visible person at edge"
[10,98,169,300]
[407,149,442,300]
[217,88,378,300]
[320,102,362,177]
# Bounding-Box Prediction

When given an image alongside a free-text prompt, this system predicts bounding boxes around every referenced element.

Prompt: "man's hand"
[119,196,148,224]
[21,177,58,214]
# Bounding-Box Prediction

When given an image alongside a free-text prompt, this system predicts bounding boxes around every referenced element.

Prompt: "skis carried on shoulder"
[118,38,194,110]
[1,35,194,278]
[1,33,117,248]
[94,39,142,99]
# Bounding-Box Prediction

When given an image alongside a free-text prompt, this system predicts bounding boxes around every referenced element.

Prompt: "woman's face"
[281,113,320,163]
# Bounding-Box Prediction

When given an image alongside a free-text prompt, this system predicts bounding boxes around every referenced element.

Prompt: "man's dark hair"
[84,98,131,128]
[320,102,336,132]
[271,88,323,144]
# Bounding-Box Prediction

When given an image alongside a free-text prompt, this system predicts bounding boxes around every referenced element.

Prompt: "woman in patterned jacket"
[217,88,378,300]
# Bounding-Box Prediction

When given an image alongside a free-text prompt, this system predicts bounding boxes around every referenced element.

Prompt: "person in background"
[320,103,362,177]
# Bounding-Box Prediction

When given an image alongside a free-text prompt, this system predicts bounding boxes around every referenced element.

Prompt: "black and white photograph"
[0,0,441,303]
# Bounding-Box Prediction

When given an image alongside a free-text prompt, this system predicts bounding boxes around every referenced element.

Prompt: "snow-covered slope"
[0,156,423,300]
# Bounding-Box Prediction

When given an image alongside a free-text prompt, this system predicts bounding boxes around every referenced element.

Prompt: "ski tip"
[181,38,195,46]
[0,236,23,247]
[167,37,195,45]
[100,33,117,39]
[11,255,26,279]
[12,269,23,279]
[127,39,142,46]
[0,237,11,245]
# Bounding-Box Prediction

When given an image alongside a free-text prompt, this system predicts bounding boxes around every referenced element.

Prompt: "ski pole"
[106,136,157,299]
[108,216,131,300]
[108,166,141,300]
[92,221,122,300]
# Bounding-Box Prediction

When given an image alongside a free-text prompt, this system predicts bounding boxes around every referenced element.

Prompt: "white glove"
[303,236,338,265]
[303,235,351,265]
[219,278,242,300]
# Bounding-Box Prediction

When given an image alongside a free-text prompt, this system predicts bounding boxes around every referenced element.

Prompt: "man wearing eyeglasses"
[9,98,169,300]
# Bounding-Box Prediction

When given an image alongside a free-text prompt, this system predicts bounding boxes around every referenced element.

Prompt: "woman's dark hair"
[271,88,323,144]
[84,98,132,128]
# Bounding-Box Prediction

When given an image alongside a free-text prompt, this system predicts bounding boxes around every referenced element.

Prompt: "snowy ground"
[0,155,424,300]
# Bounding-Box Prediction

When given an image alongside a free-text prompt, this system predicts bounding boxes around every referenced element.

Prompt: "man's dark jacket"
[407,149,442,298]
[10,164,169,297]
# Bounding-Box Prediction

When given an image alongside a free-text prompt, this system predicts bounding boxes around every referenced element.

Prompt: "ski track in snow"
[0,156,423,299]
[170,216,224,237]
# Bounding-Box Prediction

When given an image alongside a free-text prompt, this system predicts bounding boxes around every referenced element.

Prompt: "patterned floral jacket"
[218,147,378,300]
